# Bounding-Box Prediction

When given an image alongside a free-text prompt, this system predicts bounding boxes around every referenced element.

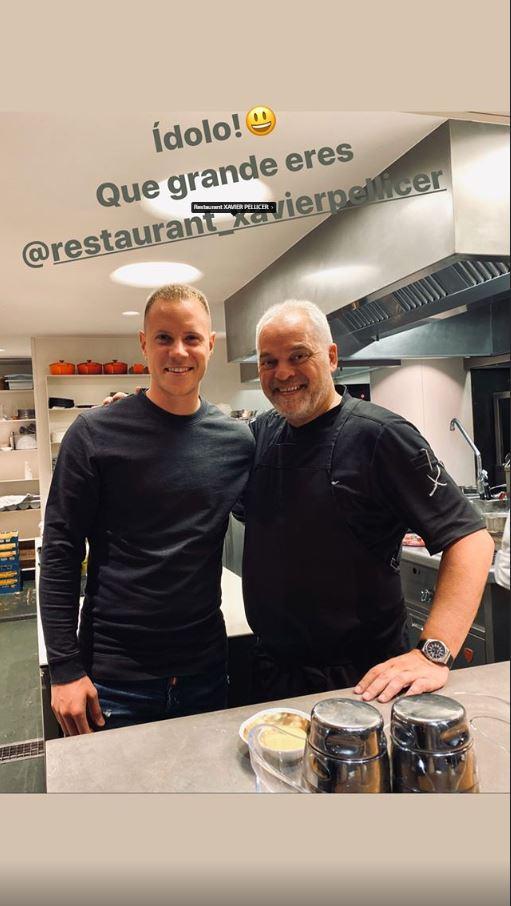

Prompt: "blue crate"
[0,578,22,595]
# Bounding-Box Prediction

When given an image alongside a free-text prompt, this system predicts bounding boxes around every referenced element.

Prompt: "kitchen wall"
[370,358,476,485]
[200,337,271,414]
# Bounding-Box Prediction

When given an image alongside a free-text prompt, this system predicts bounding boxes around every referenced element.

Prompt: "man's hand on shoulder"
[51,675,105,735]
[101,386,145,406]
[101,391,130,406]
[353,650,449,703]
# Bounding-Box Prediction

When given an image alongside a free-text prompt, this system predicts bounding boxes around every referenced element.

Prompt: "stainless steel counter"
[401,544,497,583]
[45,661,509,794]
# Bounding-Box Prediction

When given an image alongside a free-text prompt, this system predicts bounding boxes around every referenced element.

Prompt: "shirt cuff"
[49,656,87,685]
[426,521,487,556]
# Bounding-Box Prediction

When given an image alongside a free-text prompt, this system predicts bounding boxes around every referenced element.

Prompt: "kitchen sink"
[465,497,509,551]
[466,498,509,517]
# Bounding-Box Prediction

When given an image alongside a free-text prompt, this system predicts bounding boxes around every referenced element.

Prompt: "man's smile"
[273,383,307,395]
[164,366,194,373]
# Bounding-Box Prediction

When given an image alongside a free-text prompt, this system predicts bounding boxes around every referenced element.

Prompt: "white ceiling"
[0,111,446,358]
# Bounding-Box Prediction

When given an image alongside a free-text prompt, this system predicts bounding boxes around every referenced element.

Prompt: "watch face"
[423,639,448,662]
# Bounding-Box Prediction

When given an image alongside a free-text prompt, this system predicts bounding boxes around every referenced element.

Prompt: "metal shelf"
[46,374,146,380]
[0,478,39,484]
[48,407,97,414]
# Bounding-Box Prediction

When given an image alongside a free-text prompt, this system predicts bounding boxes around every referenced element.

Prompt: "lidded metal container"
[391,693,479,793]
[302,698,391,793]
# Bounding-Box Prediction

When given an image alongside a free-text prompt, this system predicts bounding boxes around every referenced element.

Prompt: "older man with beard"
[240,299,493,705]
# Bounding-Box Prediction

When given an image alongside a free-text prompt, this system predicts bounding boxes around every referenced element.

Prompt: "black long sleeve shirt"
[39,393,254,684]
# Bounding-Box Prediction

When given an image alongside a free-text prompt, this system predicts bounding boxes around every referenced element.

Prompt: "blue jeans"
[93,665,228,731]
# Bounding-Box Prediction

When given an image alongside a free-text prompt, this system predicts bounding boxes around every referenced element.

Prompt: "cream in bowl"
[239,708,310,762]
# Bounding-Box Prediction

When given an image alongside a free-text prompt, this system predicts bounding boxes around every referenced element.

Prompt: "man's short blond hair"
[144,284,211,325]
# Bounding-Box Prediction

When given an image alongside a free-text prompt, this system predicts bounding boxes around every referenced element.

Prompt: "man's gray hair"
[255,300,333,353]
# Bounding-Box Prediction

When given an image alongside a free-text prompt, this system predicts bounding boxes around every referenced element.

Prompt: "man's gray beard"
[273,391,318,423]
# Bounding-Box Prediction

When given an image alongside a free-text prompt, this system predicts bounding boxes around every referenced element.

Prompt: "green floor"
[0,582,46,793]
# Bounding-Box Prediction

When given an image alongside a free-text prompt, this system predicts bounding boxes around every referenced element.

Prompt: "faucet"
[449,418,491,499]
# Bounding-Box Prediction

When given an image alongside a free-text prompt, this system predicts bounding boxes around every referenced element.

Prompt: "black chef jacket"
[240,390,485,678]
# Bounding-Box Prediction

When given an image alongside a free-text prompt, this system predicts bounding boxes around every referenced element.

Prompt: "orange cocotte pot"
[103,359,128,375]
[129,363,149,374]
[49,360,76,375]
[77,360,103,375]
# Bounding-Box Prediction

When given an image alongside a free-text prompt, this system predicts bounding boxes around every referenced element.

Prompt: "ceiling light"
[122,310,140,317]
[141,178,273,224]
[111,262,202,288]
[0,348,5,352]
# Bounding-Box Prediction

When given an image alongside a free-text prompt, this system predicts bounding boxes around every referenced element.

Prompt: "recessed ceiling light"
[141,178,273,224]
[122,310,140,317]
[111,262,202,288]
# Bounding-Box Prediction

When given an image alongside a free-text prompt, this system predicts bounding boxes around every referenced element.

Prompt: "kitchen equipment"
[450,418,491,499]
[247,723,311,792]
[402,532,426,547]
[103,359,128,375]
[467,497,509,550]
[504,454,510,498]
[49,360,76,375]
[485,511,509,550]
[77,360,103,375]
[448,692,510,793]
[13,434,37,450]
[494,392,510,481]
[4,373,34,390]
[0,493,40,512]
[16,408,35,419]
[239,707,310,751]
[48,397,74,409]
[129,363,149,374]
[5,379,33,389]
[302,698,391,793]
[230,409,257,421]
[390,693,479,793]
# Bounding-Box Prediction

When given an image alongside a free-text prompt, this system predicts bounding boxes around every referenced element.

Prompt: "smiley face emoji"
[246,106,276,136]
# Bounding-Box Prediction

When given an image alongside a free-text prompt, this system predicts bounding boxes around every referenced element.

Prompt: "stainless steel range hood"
[225,120,510,362]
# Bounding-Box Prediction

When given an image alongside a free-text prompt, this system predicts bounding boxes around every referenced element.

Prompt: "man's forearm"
[39,536,86,683]
[421,529,494,656]
[39,416,100,683]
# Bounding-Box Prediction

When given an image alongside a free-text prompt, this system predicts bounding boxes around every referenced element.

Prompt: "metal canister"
[391,693,479,793]
[302,698,391,793]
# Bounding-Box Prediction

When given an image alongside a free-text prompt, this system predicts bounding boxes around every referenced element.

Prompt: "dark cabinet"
[400,557,509,668]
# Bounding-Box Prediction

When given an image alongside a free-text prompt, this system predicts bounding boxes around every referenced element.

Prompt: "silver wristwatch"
[416,638,454,668]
